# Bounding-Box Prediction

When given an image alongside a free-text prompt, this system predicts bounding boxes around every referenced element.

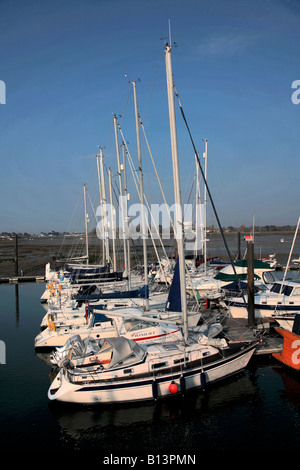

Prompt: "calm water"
[0,282,300,460]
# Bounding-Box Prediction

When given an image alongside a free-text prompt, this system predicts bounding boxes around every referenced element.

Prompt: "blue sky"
[0,0,300,233]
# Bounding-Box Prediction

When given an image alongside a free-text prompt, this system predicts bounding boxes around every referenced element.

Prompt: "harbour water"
[1,282,300,459]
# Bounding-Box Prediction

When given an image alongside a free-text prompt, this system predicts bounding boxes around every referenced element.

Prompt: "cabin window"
[271,283,282,294]
[163,344,179,351]
[270,284,293,296]
[202,351,211,357]
[152,362,167,370]
[174,357,188,365]
[124,320,156,332]
[282,285,293,296]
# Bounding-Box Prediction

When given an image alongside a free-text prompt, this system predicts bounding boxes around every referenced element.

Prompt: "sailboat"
[47,42,259,405]
[224,279,300,321]
[35,303,185,349]
[39,181,124,304]
[186,258,275,298]
[39,284,155,331]
[47,256,222,367]
[225,218,300,321]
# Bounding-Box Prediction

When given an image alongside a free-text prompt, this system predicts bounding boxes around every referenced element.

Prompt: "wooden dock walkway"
[221,316,283,355]
[201,309,283,356]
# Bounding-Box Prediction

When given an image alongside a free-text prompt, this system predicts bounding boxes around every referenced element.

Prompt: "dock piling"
[247,240,255,328]
[15,234,18,277]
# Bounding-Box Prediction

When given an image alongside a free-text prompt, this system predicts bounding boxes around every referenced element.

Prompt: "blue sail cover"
[91,313,111,327]
[166,258,181,312]
[74,285,149,301]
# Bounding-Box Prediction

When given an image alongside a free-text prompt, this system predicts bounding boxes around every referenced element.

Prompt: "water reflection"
[273,365,300,407]
[35,351,54,367]
[15,284,19,326]
[47,372,256,447]
[3,281,300,452]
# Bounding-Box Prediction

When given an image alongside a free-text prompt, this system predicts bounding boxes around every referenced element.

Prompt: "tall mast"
[96,153,105,263]
[122,141,131,289]
[195,153,203,261]
[83,183,89,265]
[99,147,110,265]
[279,216,300,294]
[203,139,208,275]
[131,80,149,310]
[113,115,128,281]
[165,43,188,344]
[108,167,117,272]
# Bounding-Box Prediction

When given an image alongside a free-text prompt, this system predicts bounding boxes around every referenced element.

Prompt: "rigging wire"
[102,161,142,266]
[117,121,171,286]
[172,83,246,301]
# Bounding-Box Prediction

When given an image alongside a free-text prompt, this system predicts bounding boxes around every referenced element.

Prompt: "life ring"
[48,321,56,331]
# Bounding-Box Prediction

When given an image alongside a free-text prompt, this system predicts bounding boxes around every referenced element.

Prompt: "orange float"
[273,327,300,370]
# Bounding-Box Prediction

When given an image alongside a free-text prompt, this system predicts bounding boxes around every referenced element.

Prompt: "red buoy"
[169,382,179,394]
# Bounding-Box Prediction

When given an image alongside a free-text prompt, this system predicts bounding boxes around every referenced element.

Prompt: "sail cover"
[165,258,181,312]
[102,337,145,368]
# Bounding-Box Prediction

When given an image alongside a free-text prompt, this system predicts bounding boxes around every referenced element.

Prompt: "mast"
[280,216,300,294]
[273,216,300,315]
[99,147,110,265]
[122,141,131,289]
[165,43,188,344]
[83,183,89,265]
[203,139,208,275]
[195,153,202,261]
[131,80,149,310]
[113,115,128,281]
[96,153,105,264]
[108,167,117,272]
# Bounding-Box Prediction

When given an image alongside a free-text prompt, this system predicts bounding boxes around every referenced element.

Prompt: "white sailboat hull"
[48,342,257,404]
[226,299,300,320]
[40,291,168,330]
[35,307,183,349]
[35,326,182,349]
[226,302,273,320]
[225,280,300,320]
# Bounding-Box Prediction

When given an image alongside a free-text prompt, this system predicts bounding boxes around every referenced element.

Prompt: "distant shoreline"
[0,230,298,279]
[0,225,298,241]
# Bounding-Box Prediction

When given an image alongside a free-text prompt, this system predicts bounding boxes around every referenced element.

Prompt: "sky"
[0,0,300,233]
